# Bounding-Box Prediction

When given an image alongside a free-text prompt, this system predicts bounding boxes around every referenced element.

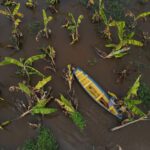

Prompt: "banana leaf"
[135,11,150,21]
[56,95,86,130]
[42,9,53,27]
[56,95,75,113]
[34,99,49,108]
[125,39,143,47]
[13,3,20,16]
[35,76,52,90]
[126,75,141,99]
[0,10,10,16]
[18,82,32,96]
[99,0,108,25]
[77,15,84,27]
[68,13,76,25]
[0,57,23,67]
[26,66,45,78]
[31,107,56,115]
[25,54,46,65]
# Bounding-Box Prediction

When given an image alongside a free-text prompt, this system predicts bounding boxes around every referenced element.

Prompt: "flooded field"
[0,0,150,149]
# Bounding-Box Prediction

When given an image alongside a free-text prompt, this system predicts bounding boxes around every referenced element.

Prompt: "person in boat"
[109,97,135,124]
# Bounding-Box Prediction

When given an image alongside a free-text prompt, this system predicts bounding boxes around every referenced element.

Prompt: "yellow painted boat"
[73,67,122,119]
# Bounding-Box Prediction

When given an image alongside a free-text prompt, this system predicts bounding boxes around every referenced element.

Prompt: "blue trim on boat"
[73,67,122,120]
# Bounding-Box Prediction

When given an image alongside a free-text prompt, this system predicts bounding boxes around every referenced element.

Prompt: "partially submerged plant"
[62,13,84,44]
[104,21,143,58]
[41,45,56,72]
[10,17,23,50]
[1,0,17,7]
[46,0,59,13]
[22,127,59,150]
[0,54,46,81]
[55,95,85,130]
[0,3,24,50]
[123,75,146,119]
[0,3,23,22]
[63,64,74,92]
[36,9,53,41]
[94,0,112,39]
[10,76,56,118]
[25,0,37,9]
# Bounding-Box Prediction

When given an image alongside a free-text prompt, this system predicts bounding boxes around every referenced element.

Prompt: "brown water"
[0,0,150,149]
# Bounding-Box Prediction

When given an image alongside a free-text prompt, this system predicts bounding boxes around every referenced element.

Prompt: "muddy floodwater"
[0,0,150,149]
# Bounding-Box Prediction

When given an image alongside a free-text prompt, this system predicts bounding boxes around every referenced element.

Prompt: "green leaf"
[0,57,23,67]
[56,95,75,113]
[70,111,86,130]
[0,120,11,130]
[56,94,86,130]
[26,66,45,78]
[77,15,84,26]
[34,99,49,108]
[31,107,56,115]
[126,75,141,99]
[35,76,52,90]
[116,21,125,42]
[42,9,53,27]
[129,99,142,105]
[13,3,20,16]
[125,39,143,47]
[99,0,108,25]
[25,54,46,65]
[0,10,10,16]
[135,11,150,21]
[18,83,32,96]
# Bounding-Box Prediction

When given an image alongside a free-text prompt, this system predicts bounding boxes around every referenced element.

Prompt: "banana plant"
[55,95,85,130]
[40,45,56,72]
[10,17,23,50]
[36,9,53,41]
[92,0,112,39]
[0,54,46,81]
[25,0,37,9]
[123,75,146,118]
[46,0,59,13]
[105,21,143,58]
[63,64,74,92]
[1,0,17,7]
[0,3,23,22]
[11,76,56,118]
[0,3,24,50]
[62,13,84,44]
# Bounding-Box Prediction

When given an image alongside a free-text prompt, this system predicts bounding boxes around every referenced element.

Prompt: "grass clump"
[22,127,59,150]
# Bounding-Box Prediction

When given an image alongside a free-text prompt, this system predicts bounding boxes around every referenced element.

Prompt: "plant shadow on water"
[0,0,150,150]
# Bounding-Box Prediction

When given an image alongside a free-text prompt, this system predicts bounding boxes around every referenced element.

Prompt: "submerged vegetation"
[22,127,59,150]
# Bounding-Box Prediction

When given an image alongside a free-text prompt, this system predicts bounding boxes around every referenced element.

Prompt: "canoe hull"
[73,67,122,120]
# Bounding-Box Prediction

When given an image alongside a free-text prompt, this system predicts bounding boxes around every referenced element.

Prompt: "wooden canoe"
[73,67,122,120]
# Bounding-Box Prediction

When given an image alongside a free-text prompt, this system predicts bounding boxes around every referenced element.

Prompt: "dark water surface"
[0,0,150,149]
